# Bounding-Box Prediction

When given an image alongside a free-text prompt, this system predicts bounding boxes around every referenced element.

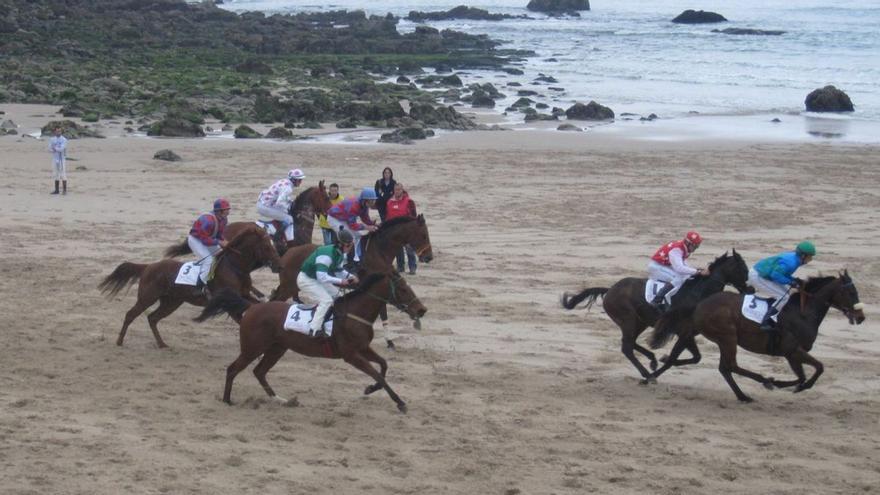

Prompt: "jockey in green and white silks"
[296,230,359,336]
[748,241,816,329]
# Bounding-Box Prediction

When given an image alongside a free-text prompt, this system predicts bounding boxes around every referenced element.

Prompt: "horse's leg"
[613,316,654,378]
[223,350,262,405]
[642,335,691,384]
[116,295,156,347]
[344,351,407,413]
[633,343,658,371]
[146,297,183,349]
[252,344,288,403]
[360,346,388,395]
[668,336,702,366]
[791,349,824,393]
[717,343,755,403]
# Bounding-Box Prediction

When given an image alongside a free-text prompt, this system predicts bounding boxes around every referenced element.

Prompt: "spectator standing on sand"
[374,167,396,221]
[48,127,68,195]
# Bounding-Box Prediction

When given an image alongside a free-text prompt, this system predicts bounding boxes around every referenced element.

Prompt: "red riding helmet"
[213,198,231,211]
[684,231,702,247]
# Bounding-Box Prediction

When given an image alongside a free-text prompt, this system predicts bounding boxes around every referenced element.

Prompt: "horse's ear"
[319,179,325,189]
[417,214,425,225]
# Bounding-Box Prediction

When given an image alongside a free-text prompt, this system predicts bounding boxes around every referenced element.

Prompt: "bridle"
[798,279,863,323]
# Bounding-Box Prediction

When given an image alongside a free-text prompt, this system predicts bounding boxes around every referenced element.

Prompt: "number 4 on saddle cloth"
[283,304,335,337]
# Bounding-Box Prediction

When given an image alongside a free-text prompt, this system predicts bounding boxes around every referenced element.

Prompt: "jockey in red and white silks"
[187,199,230,283]
[256,168,305,242]
[647,231,706,303]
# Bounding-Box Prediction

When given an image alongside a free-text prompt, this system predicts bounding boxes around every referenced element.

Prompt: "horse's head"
[314,180,332,215]
[709,249,752,294]
[230,225,281,272]
[412,214,433,263]
[831,270,866,325]
[386,271,427,323]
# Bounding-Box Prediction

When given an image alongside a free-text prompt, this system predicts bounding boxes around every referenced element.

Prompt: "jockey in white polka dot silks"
[256,168,305,246]
[188,198,230,290]
[647,231,709,307]
[748,241,816,330]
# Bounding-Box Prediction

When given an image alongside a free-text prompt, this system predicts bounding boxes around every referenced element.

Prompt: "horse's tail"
[98,262,147,297]
[649,306,693,349]
[561,287,609,310]
[164,240,191,258]
[194,288,251,323]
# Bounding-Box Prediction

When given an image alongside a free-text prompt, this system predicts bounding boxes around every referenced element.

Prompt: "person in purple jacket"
[188,199,231,288]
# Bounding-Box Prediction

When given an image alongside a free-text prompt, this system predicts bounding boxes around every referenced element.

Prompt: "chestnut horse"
[194,271,427,413]
[99,225,281,348]
[164,181,332,260]
[561,251,751,379]
[648,271,865,402]
[271,215,434,302]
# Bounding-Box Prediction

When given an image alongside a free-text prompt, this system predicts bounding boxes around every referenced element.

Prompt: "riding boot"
[62,180,67,195]
[650,283,674,308]
[50,180,60,195]
[760,307,779,331]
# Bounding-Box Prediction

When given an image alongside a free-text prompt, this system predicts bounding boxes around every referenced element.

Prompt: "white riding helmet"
[288,168,306,180]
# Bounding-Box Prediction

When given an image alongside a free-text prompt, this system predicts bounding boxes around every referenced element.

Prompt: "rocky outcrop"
[233,125,262,138]
[526,0,590,14]
[147,117,205,137]
[379,127,435,144]
[153,149,182,161]
[414,74,463,87]
[40,120,104,139]
[805,85,854,112]
[407,6,529,22]
[565,101,614,120]
[409,104,477,130]
[672,10,727,24]
[266,127,293,139]
[234,59,273,74]
[0,119,17,130]
[712,28,784,35]
[557,123,582,131]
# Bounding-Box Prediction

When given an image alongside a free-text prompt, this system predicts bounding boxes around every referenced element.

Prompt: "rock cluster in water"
[805,85,854,112]
[672,10,727,24]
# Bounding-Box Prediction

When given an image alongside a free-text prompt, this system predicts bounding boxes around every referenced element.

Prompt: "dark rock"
[336,117,359,129]
[266,127,293,139]
[548,87,565,92]
[527,0,590,13]
[565,101,614,120]
[503,68,524,75]
[640,113,658,121]
[409,104,477,130]
[511,97,534,108]
[535,74,558,83]
[712,28,785,36]
[153,149,182,162]
[41,120,104,139]
[233,125,262,138]
[524,112,557,122]
[82,113,100,123]
[396,76,411,84]
[234,59,273,74]
[0,119,17,129]
[544,58,558,62]
[557,123,582,131]
[471,92,496,108]
[414,74,463,87]
[771,118,782,123]
[517,90,539,97]
[507,82,522,87]
[148,117,205,138]
[551,107,566,117]
[535,102,549,109]
[672,10,727,24]
[379,127,434,144]
[407,6,529,22]
[298,121,322,129]
[468,83,503,99]
[804,85,854,112]
[124,127,134,133]
[221,124,234,131]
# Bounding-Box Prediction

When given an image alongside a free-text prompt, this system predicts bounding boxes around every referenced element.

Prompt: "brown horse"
[99,225,281,348]
[164,181,332,260]
[271,215,434,302]
[194,271,427,413]
[648,271,865,402]
[561,251,751,379]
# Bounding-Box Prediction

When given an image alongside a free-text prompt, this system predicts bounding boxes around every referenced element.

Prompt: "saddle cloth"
[741,295,773,324]
[645,279,673,306]
[174,261,207,286]
[254,220,278,237]
[283,304,334,336]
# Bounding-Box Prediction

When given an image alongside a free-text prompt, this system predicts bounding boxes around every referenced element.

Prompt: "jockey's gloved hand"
[791,278,804,288]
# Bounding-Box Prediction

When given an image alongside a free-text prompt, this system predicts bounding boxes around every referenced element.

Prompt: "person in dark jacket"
[374,167,396,221]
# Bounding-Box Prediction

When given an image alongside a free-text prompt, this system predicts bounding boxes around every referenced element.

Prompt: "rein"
[796,280,859,317]
[342,276,420,328]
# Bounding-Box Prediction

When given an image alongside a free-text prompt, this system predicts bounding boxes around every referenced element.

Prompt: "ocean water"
[219,0,880,141]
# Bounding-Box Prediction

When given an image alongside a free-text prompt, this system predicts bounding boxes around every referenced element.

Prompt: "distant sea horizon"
[217,0,880,142]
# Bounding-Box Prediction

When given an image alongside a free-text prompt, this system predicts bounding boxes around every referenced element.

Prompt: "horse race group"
[100,168,866,411]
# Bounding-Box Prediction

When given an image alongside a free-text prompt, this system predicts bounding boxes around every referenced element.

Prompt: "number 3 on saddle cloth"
[174,260,216,287]
[741,295,777,327]
[283,305,334,337]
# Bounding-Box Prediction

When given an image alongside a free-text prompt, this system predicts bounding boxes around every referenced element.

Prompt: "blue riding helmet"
[359,188,378,201]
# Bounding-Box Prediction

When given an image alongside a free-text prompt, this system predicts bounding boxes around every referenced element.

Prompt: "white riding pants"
[647,260,689,298]
[187,235,221,282]
[748,268,791,320]
[256,203,294,241]
[297,272,340,332]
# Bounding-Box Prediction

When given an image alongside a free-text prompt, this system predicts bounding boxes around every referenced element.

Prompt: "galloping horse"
[648,271,865,402]
[271,215,434,302]
[561,251,750,379]
[195,271,428,413]
[164,181,332,260]
[99,225,281,348]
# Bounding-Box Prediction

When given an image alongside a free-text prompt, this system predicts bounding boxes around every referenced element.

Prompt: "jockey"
[188,199,230,288]
[296,229,359,337]
[326,187,379,263]
[647,231,708,307]
[256,168,306,245]
[748,241,816,330]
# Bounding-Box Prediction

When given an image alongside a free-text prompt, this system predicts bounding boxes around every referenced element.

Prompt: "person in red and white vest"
[384,182,418,274]
[188,198,231,287]
[647,231,708,307]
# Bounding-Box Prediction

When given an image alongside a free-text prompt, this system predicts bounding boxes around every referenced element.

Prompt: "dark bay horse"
[99,225,281,348]
[194,271,428,413]
[561,251,750,379]
[271,215,434,302]
[164,181,332,260]
[648,271,865,402]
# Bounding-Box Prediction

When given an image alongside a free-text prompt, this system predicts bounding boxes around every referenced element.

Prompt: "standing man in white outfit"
[256,168,305,247]
[647,231,708,307]
[48,127,68,195]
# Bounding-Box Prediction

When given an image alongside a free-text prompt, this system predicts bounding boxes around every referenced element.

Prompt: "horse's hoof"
[738,396,754,403]
[650,361,658,371]
[763,379,775,390]
[397,402,408,414]
[640,376,657,386]
[273,396,289,405]
[794,384,807,394]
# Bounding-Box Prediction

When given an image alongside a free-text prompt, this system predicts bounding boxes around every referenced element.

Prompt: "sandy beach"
[1,104,878,495]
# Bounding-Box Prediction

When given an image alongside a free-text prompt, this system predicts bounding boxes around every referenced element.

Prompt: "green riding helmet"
[796,241,816,257]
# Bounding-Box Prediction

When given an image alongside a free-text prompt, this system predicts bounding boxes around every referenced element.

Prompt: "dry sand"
[1,104,879,494]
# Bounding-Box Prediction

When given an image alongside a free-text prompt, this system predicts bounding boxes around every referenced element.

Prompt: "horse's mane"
[226,224,263,248]
[336,273,386,304]
[706,252,730,271]
[805,275,836,292]
[291,186,317,214]
[364,216,417,243]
